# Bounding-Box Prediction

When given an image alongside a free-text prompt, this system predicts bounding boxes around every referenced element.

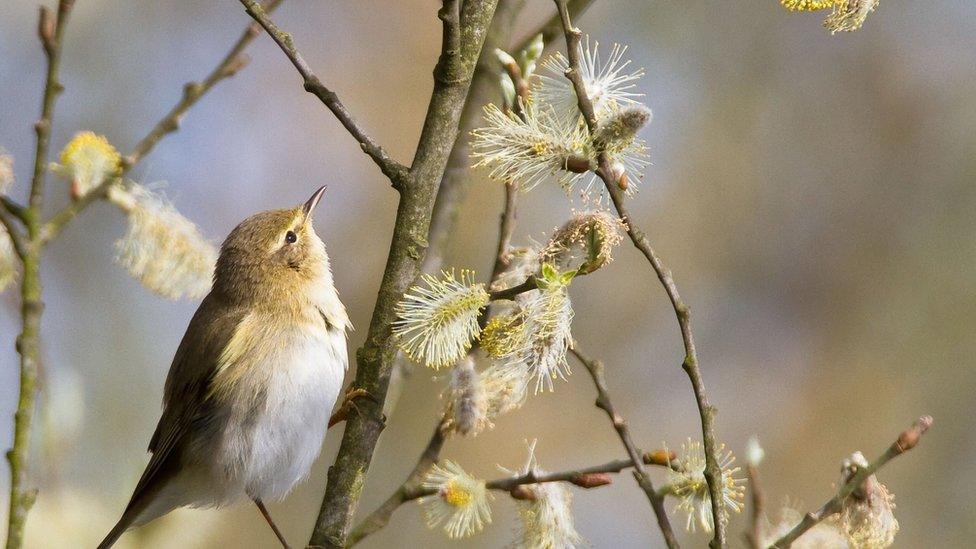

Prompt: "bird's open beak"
[302,185,327,223]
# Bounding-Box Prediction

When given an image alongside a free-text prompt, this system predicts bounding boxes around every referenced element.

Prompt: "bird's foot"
[328,387,372,428]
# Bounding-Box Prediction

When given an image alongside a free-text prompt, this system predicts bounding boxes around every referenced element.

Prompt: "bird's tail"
[97,494,154,549]
[97,512,133,549]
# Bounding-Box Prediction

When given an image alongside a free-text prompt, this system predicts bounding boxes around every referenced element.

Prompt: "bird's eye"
[285,230,297,244]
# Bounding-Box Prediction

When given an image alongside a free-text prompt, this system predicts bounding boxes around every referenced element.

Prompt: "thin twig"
[769,416,933,549]
[6,3,74,548]
[238,0,409,186]
[553,2,725,546]
[39,0,287,245]
[570,346,680,549]
[348,443,676,547]
[0,197,28,225]
[745,463,765,549]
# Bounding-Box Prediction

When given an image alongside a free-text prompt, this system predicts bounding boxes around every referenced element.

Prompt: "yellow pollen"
[780,0,836,10]
[531,140,550,156]
[60,131,121,170]
[442,480,473,507]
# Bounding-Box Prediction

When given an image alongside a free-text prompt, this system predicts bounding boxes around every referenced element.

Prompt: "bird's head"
[213,186,333,303]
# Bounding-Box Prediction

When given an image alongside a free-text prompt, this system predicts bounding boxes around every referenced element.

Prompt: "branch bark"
[769,416,933,549]
[570,346,680,549]
[553,1,725,546]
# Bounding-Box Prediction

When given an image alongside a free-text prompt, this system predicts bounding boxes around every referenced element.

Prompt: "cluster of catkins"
[47,132,217,299]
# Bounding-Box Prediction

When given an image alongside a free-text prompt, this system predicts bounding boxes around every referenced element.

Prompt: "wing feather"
[125,292,248,508]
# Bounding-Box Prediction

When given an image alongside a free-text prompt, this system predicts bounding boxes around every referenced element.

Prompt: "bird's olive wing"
[127,292,248,504]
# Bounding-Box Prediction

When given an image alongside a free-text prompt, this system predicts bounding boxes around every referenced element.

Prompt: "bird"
[98,186,354,549]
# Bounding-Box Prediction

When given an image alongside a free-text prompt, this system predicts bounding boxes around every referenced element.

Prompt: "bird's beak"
[301,185,327,223]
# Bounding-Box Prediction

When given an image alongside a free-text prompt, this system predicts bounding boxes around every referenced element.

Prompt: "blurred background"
[2,0,974,547]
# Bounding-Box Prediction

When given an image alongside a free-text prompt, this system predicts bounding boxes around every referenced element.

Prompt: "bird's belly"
[220,327,346,502]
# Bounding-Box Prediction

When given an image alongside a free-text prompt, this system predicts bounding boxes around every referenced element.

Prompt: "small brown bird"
[99,187,352,548]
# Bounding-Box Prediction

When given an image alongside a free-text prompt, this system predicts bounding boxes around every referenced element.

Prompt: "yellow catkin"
[780,0,837,11]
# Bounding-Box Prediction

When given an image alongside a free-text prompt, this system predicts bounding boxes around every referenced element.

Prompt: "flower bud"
[542,211,626,275]
[593,105,652,153]
[50,132,121,198]
[443,356,490,437]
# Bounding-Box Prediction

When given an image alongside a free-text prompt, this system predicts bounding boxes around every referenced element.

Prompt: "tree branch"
[0,197,29,226]
[39,0,287,245]
[304,2,501,547]
[238,0,409,187]
[570,346,680,549]
[424,0,595,273]
[6,3,74,547]
[553,2,725,546]
[769,416,933,549]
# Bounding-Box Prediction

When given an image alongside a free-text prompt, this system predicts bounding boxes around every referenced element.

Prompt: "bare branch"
[570,346,680,549]
[0,197,29,225]
[238,0,410,186]
[769,416,933,549]
[5,3,74,547]
[39,0,287,244]
[553,1,725,546]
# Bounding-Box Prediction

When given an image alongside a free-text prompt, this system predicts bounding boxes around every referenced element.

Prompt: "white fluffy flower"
[472,103,591,192]
[482,360,529,418]
[666,438,746,533]
[502,440,584,549]
[420,461,493,539]
[108,183,217,300]
[393,270,489,370]
[519,265,575,393]
[484,265,576,394]
[535,38,644,128]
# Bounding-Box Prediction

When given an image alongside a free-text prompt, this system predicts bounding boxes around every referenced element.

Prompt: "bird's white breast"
[219,321,347,502]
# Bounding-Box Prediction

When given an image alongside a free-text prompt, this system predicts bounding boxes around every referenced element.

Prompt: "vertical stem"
[307,3,499,546]
[7,3,73,548]
[5,252,43,549]
[571,347,680,549]
[552,1,725,545]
